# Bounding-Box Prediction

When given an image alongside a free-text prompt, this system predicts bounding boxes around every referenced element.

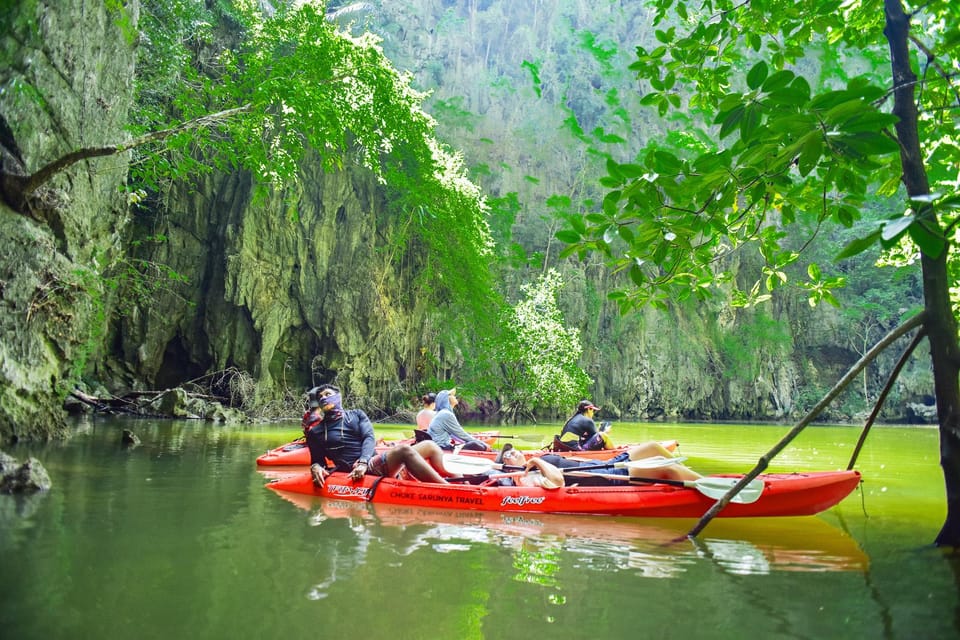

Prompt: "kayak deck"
[256,436,679,466]
[265,469,861,518]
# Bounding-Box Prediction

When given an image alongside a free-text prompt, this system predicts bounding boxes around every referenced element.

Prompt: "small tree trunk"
[884,0,960,546]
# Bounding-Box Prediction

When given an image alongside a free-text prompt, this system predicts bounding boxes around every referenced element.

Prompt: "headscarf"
[320,391,344,421]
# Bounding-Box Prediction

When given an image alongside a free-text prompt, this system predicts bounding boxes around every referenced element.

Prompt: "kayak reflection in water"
[496,442,702,489]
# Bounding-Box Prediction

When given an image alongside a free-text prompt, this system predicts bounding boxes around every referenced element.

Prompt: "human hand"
[311,464,327,487]
[349,461,368,481]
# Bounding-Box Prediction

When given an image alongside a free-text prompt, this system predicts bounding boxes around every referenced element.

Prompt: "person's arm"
[305,428,331,487]
[355,410,376,463]
[441,414,485,446]
[427,412,455,447]
[347,411,376,480]
[524,457,564,489]
[583,418,598,437]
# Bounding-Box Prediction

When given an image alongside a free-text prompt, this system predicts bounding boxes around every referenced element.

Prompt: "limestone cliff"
[102,156,448,414]
[0,0,136,440]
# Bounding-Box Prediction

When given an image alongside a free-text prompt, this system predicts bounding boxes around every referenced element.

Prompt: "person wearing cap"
[416,392,437,430]
[304,384,451,487]
[427,388,491,451]
[558,399,605,450]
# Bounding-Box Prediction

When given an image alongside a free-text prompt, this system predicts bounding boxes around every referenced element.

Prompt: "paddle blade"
[622,456,687,470]
[442,454,498,475]
[692,477,764,504]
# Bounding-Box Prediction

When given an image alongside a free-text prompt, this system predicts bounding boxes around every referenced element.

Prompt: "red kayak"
[265,469,861,518]
[255,430,505,466]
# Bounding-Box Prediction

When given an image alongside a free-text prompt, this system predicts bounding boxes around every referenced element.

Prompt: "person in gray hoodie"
[427,388,491,451]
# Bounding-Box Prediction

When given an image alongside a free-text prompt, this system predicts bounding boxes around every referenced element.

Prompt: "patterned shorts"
[366,452,389,477]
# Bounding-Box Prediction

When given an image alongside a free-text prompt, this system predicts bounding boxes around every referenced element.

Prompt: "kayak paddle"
[564,471,765,503]
[441,453,686,476]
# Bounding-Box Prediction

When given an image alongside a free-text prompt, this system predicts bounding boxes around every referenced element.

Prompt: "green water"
[1,417,956,639]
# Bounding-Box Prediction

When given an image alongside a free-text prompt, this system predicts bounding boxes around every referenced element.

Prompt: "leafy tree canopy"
[553,0,960,544]
[496,268,592,418]
[556,0,959,317]
[3,0,496,318]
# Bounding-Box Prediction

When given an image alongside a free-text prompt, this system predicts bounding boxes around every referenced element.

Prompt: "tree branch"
[1,103,252,213]
[684,310,928,538]
[909,34,960,108]
[847,326,927,470]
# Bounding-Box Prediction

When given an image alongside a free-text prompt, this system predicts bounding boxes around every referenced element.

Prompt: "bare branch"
[685,310,927,538]
[1,103,252,213]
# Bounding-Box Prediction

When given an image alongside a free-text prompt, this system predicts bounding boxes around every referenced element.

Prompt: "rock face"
[103,160,445,412]
[0,0,137,441]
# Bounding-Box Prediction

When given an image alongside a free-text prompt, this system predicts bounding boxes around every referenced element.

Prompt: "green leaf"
[877,172,903,197]
[840,131,900,156]
[821,290,841,308]
[602,190,622,217]
[606,157,625,182]
[554,230,581,244]
[761,70,795,93]
[881,215,913,242]
[653,150,682,173]
[739,104,762,141]
[798,133,823,176]
[746,61,769,90]
[908,222,946,259]
[568,214,587,234]
[835,205,860,228]
[718,105,745,139]
[618,163,646,178]
[599,176,622,188]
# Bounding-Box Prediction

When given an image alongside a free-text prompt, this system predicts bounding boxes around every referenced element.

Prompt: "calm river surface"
[2,417,957,639]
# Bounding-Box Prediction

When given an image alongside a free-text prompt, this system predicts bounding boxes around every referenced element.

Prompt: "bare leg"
[383,444,448,484]
[411,441,455,476]
[627,441,701,481]
[626,441,676,460]
[631,464,702,481]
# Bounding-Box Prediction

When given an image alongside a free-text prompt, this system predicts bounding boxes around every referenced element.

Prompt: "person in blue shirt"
[304,384,450,487]
[427,388,491,451]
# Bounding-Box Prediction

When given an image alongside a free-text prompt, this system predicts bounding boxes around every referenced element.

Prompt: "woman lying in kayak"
[497,442,702,489]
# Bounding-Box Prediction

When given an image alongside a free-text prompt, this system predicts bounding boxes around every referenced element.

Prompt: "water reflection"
[270,489,869,577]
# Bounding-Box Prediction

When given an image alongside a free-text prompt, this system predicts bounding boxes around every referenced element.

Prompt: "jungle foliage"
[551,0,960,545]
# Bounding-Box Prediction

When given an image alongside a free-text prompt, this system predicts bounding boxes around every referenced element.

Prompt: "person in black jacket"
[304,384,449,487]
[558,400,606,450]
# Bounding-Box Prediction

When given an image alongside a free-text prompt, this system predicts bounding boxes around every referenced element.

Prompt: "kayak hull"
[265,469,862,518]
